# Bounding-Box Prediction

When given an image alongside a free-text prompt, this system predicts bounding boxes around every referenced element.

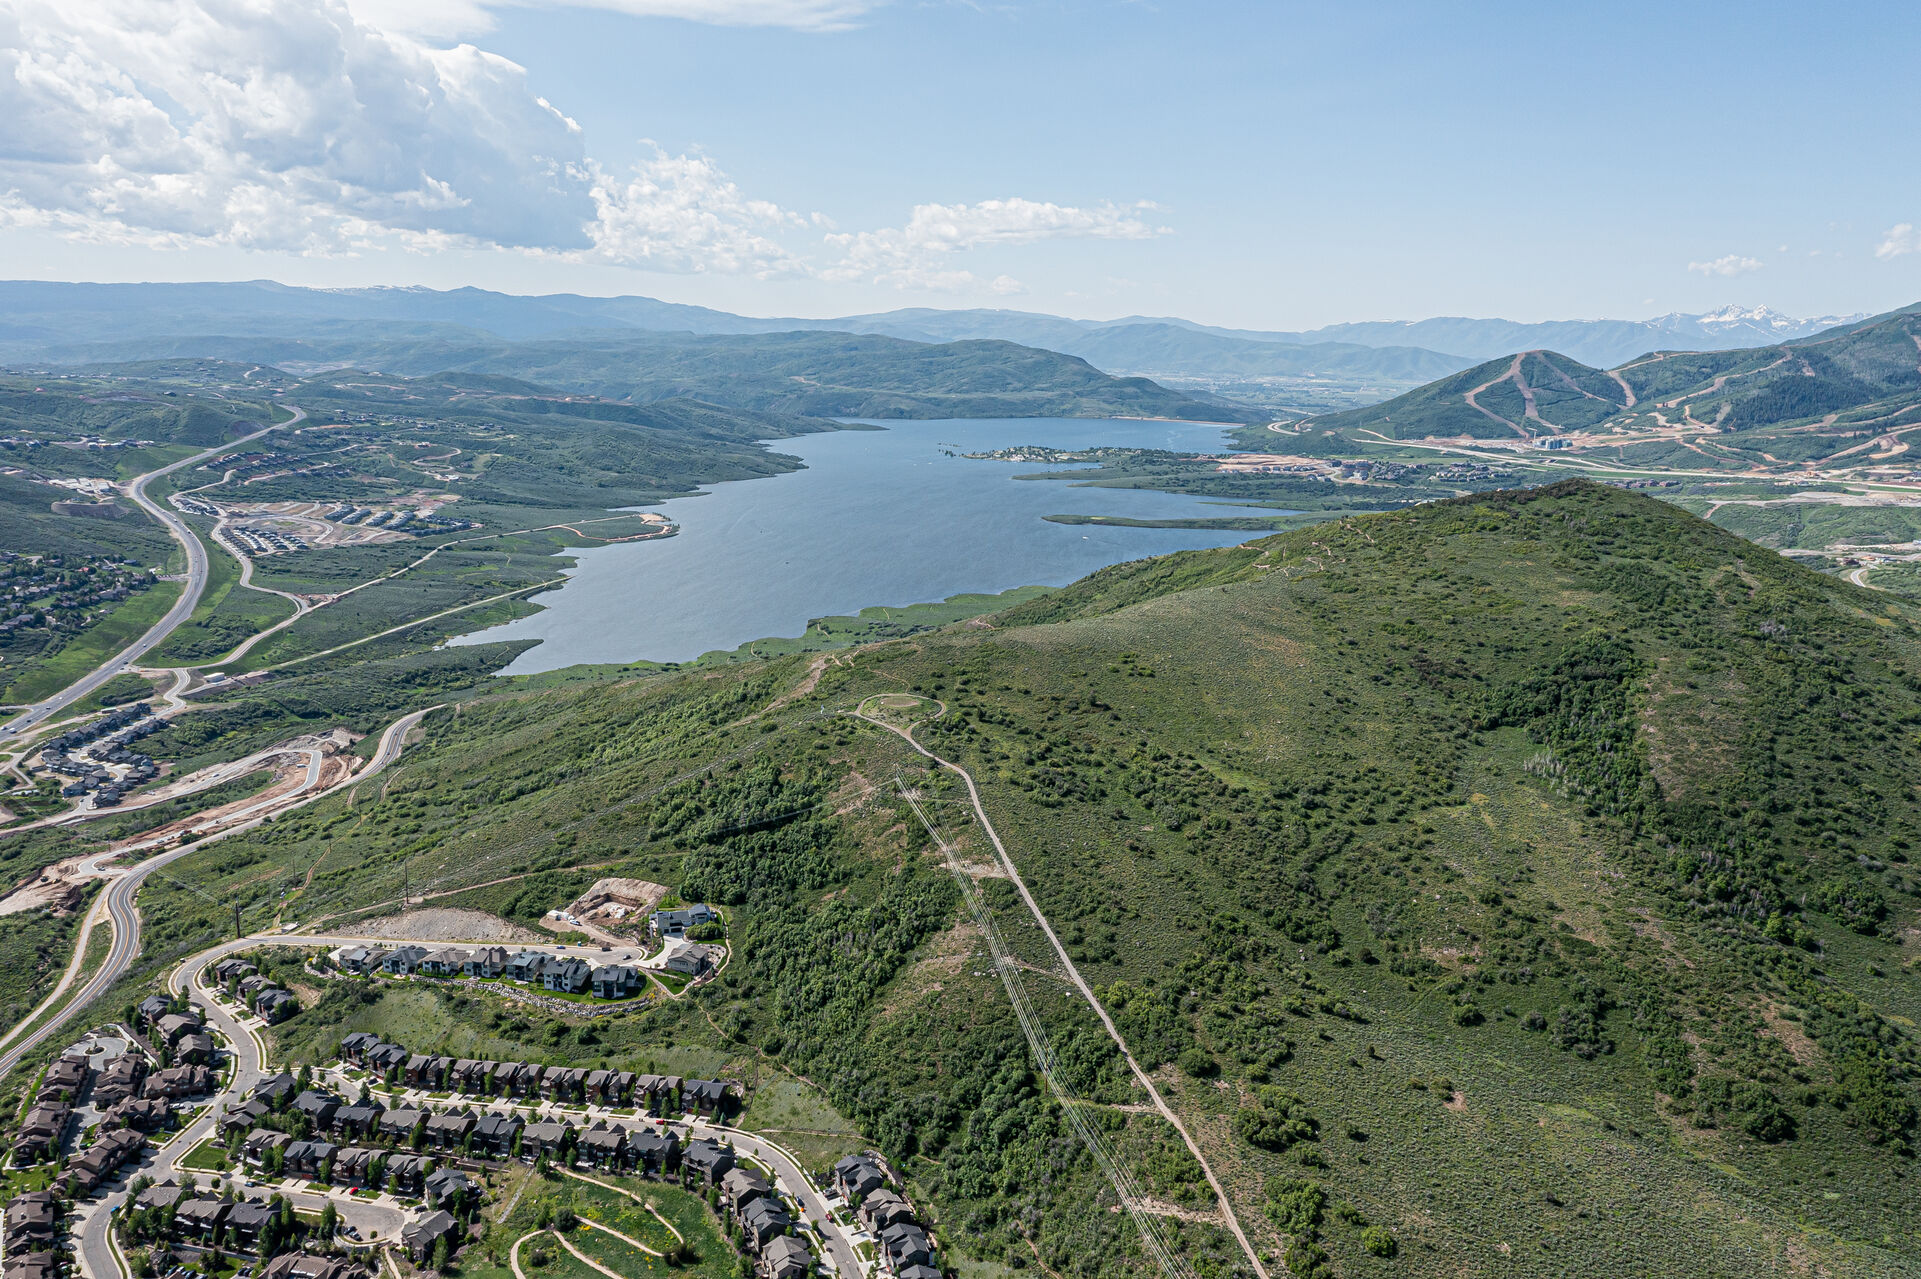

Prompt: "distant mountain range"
[1272,305,1869,369]
[0,280,1869,409]
[804,301,1868,369]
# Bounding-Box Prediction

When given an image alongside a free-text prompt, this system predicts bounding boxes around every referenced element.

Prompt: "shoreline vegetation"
[1042,513,1333,531]
[507,584,1056,688]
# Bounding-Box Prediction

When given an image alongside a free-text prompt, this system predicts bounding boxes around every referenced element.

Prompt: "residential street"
[67,927,868,1278]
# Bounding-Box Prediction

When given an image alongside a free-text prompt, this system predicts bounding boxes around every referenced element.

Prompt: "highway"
[0,704,435,1080]
[1,404,305,740]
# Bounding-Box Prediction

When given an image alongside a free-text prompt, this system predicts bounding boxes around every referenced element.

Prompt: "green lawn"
[179,1138,232,1172]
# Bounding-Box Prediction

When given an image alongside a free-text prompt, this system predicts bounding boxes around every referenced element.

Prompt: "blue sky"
[3,0,1917,328]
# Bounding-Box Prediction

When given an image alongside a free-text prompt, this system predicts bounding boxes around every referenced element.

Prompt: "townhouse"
[39,1056,89,1102]
[541,958,591,994]
[143,1064,213,1099]
[293,1090,340,1129]
[92,1055,148,1106]
[425,1110,474,1151]
[463,947,509,978]
[382,946,429,976]
[3,1192,59,1255]
[401,1210,457,1263]
[649,904,718,939]
[333,1101,384,1140]
[423,1167,476,1212]
[471,1112,522,1158]
[680,1138,735,1186]
[285,1139,337,1179]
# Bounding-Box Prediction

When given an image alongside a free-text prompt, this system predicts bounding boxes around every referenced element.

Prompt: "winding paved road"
[0,705,435,1081]
[71,937,410,1279]
[1,404,305,740]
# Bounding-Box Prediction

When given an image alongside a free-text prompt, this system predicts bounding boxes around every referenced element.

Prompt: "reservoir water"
[457,417,1267,671]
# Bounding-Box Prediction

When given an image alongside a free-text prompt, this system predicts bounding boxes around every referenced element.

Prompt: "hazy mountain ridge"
[1,280,1864,411]
[52,328,1261,423]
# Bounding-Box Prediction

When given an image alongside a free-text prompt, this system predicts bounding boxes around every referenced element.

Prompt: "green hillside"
[113,480,1921,1278]
[1312,305,1921,450]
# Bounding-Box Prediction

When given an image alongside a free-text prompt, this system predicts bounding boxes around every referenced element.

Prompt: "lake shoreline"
[450,417,1266,671]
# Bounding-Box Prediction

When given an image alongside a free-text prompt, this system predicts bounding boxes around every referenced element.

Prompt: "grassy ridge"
[112,480,1921,1277]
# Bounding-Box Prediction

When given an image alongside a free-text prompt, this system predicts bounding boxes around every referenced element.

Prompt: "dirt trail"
[508,1230,542,1279]
[864,702,1271,1279]
[553,1228,636,1277]
[577,1217,663,1258]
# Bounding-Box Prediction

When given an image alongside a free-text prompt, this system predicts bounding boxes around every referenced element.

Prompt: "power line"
[896,773,1196,1279]
[152,867,242,938]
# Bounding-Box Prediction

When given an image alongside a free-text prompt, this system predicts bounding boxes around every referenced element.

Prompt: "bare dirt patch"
[1128,1197,1224,1226]
[1758,1001,1821,1067]
[562,878,668,927]
[349,907,544,943]
[0,862,91,917]
[879,918,984,1017]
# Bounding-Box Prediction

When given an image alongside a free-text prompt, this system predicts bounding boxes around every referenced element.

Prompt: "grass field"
[178,1138,232,1171]
[147,518,296,665]
[0,579,182,703]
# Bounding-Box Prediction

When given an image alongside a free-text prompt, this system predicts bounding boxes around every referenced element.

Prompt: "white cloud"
[344,0,885,39]
[588,148,806,276]
[1687,254,1763,278]
[823,197,1167,290]
[0,0,600,254]
[1875,224,1921,260]
[0,0,1161,293]
[0,0,819,272]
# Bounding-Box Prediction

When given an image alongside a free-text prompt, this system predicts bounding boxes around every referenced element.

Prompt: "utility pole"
[233,903,242,940]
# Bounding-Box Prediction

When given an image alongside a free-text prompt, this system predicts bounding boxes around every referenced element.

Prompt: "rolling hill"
[118,479,1921,1278]
[51,329,1262,423]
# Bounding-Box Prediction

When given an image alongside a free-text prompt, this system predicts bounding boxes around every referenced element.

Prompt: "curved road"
[61,923,860,1278]
[0,705,435,1080]
[72,936,409,1279]
[1,404,305,740]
